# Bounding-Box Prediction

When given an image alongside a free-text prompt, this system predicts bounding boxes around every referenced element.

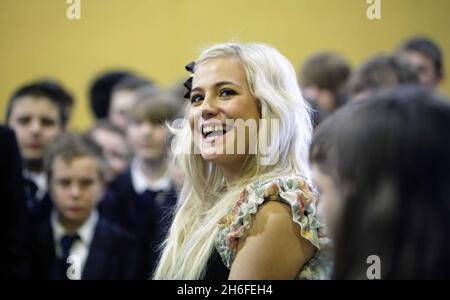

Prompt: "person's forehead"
[12,95,59,113]
[193,57,246,85]
[94,128,123,141]
[96,132,127,151]
[52,156,100,173]
[406,51,434,67]
[112,89,135,101]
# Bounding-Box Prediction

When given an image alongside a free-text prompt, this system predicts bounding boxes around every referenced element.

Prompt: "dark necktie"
[138,189,154,205]
[59,234,80,280]
[24,178,38,210]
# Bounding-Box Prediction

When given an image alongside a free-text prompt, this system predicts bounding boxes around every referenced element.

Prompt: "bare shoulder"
[248,201,297,235]
[228,200,315,280]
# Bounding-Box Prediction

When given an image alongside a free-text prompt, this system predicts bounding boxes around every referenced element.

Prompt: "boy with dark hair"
[29,133,140,280]
[108,75,155,130]
[398,36,444,88]
[299,52,351,126]
[89,70,134,120]
[7,80,74,222]
[347,54,419,102]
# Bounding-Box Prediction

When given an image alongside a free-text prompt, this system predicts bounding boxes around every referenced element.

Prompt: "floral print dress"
[214,175,332,279]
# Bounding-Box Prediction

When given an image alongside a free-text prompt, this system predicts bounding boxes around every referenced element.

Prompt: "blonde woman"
[154,43,330,280]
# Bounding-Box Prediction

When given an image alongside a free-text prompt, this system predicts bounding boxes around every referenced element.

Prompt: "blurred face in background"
[127,118,168,162]
[90,128,130,180]
[8,96,63,163]
[302,85,337,113]
[301,85,336,126]
[50,156,104,230]
[403,51,441,88]
[311,164,343,239]
[108,89,137,130]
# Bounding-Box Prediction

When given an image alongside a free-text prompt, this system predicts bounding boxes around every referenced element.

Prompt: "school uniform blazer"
[99,167,178,277]
[30,217,141,280]
[25,187,53,224]
[0,126,29,279]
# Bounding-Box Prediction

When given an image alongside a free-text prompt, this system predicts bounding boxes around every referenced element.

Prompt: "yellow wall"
[1,0,449,131]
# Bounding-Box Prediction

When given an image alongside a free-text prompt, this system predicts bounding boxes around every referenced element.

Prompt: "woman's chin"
[200,151,225,162]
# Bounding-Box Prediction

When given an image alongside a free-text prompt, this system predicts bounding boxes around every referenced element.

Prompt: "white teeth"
[202,124,224,135]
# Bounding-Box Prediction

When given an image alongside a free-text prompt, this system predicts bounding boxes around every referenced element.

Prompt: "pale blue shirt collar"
[130,158,171,194]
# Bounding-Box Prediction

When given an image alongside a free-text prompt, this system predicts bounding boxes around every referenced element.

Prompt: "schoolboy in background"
[100,87,180,278]
[29,134,140,280]
[6,80,73,222]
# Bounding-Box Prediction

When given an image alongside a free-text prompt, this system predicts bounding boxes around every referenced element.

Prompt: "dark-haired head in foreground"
[310,85,450,279]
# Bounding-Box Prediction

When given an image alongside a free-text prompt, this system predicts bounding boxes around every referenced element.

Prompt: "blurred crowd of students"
[2,71,183,279]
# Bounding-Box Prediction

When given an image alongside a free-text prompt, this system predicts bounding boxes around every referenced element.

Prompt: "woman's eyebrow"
[192,81,242,93]
[214,81,241,88]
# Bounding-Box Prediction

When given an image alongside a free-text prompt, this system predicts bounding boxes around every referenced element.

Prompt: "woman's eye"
[190,94,204,104]
[219,89,236,97]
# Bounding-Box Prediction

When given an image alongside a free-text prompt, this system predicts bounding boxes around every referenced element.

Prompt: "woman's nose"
[201,97,219,119]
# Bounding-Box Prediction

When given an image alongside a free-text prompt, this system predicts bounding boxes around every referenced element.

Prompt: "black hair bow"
[183,61,195,99]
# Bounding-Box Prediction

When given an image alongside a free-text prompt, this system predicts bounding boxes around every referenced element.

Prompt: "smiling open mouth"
[202,124,233,140]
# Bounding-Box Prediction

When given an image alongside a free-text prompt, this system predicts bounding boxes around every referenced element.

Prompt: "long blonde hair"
[153,43,313,279]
